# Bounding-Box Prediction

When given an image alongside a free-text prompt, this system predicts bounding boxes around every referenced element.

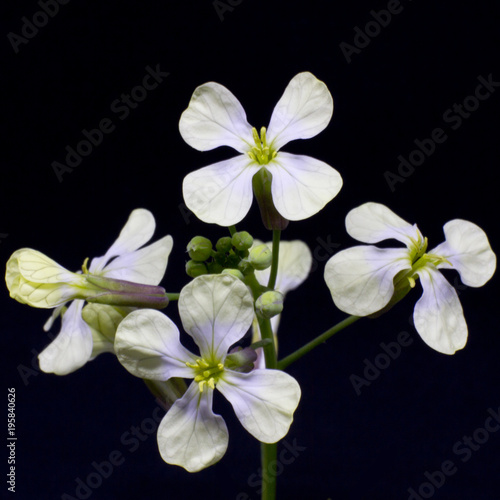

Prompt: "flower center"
[406,252,453,288]
[248,127,277,165]
[186,358,225,392]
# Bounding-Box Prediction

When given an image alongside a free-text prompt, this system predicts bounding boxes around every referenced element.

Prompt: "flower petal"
[11,278,80,308]
[101,235,173,285]
[38,300,93,375]
[179,274,254,360]
[90,209,156,273]
[13,249,75,284]
[82,304,130,360]
[267,72,333,151]
[269,153,342,221]
[179,82,254,153]
[115,309,196,380]
[431,219,496,287]
[254,240,312,294]
[346,202,422,247]
[324,246,411,316]
[217,369,301,443]
[157,383,228,472]
[182,156,259,226]
[414,266,467,354]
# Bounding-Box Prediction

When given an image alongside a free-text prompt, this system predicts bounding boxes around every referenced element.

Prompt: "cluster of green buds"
[185,232,273,279]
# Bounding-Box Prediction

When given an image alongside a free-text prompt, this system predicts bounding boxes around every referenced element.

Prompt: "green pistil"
[186,358,225,392]
[81,257,90,274]
[248,127,277,165]
[408,235,428,264]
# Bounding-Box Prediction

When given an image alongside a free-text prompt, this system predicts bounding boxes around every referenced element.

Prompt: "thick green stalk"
[267,230,281,290]
[278,315,360,370]
[261,441,277,500]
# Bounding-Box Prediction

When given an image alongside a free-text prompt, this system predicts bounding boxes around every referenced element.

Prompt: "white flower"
[6,209,173,375]
[115,274,301,472]
[180,72,342,226]
[324,202,496,354]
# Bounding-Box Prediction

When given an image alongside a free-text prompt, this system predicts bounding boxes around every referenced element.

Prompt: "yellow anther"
[408,276,416,288]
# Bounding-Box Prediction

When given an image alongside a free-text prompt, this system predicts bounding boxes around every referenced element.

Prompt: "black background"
[1,1,499,499]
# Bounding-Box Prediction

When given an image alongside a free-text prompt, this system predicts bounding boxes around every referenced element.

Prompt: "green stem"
[258,316,277,369]
[267,230,281,290]
[228,225,237,237]
[278,315,360,370]
[261,441,277,500]
[165,293,180,301]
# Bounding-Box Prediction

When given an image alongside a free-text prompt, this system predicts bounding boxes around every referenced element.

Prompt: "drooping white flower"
[180,72,342,226]
[5,209,173,375]
[115,274,301,472]
[324,203,496,354]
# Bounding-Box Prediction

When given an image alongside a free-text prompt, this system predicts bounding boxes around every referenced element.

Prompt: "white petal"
[115,309,196,380]
[267,72,333,151]
[38,300,93,375]
[90,209,155,273]
[157,383,228,472]
[217,369,301,443]
[12,278,80,308]
[183,156,259,226]
[15,249,75,283]
[431,219,496,287]
[346,202,422,247]
[324,246,411,316]
[43,304,66,331]
[179,274,254,360]
[270,153,342,221]
[414,266,467,354]
[255,240,312,294]
[179,82,254,153]
[101,235,173,285]
[82,304,130,360]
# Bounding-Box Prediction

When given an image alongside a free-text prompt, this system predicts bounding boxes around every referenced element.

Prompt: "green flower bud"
[215,236,233,253]
[187,236,212,262]
[186,260,208,278]
[232,231,254,251]
[207,261,224,274]
[221,268,245,280]
[249,244,272,270]
[255,291,284,319]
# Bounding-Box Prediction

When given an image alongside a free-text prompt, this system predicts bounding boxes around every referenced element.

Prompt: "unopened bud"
[232,231,254,251]
[186,260,208,278]
[222,268,245,280]
[187,236,212,261]
[216,236,233,253]
[249,244,272,270]
[255,291,284,318]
